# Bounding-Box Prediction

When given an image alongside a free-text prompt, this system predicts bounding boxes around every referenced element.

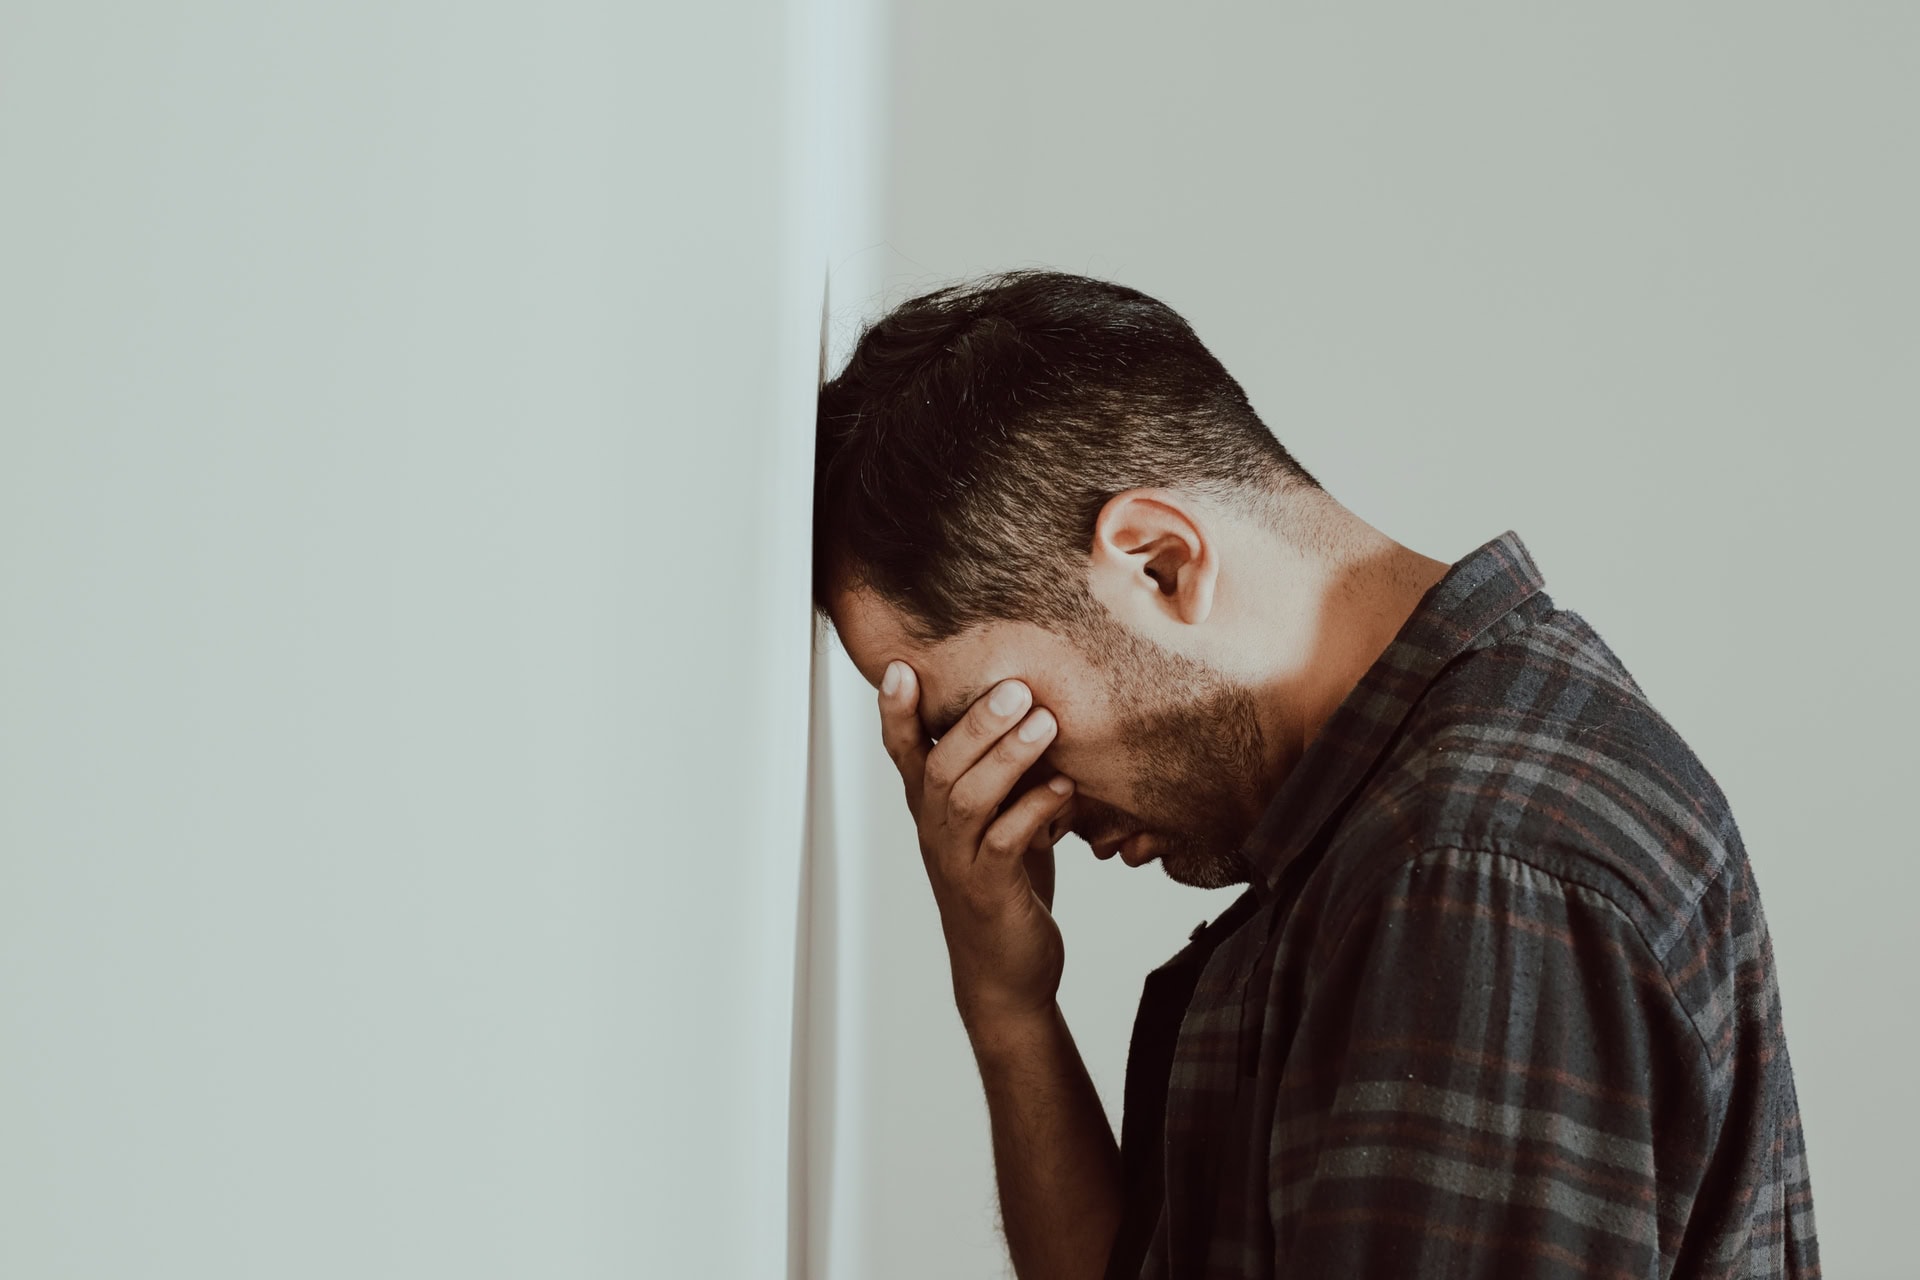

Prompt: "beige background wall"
[813,4,1917,1275]
[1,3,1909,1276]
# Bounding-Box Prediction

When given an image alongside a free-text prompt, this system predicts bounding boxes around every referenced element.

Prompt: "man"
[812,269,1819,1279]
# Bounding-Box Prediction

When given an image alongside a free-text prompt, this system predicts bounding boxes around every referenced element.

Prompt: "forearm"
[969,1002,1124,1280]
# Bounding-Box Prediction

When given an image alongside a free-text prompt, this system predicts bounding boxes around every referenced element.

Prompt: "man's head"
[815,270,1329,887]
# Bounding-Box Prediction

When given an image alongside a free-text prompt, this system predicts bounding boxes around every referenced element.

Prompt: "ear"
[1086,489,1218,628]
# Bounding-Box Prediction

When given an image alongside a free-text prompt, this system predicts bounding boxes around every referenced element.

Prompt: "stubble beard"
[1076,613,1270,890]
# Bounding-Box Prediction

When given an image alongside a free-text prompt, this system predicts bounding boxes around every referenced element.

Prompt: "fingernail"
[881,662,902,696]
[988,680,1028,717]
[1017,709,1054,742]
[1048,775,1074,795]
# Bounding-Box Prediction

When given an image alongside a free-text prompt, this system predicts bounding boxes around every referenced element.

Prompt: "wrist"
[963,1001,1062,1066]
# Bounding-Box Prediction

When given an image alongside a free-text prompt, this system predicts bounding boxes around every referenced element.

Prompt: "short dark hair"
[813,269,1324,642]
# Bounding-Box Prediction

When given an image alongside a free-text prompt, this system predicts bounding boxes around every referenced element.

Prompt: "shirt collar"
[1236,528,1549,905]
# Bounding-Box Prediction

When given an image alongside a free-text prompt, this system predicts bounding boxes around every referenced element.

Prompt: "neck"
[1233,499,1451,794]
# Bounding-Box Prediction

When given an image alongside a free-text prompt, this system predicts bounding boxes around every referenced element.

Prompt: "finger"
[923,677,1033,804]
[987,755,1063,825]
[876,660,928,800]
[978,775,1075,883]
[944,706,1059,838]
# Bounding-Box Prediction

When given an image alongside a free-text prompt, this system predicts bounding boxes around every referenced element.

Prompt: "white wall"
[5,4,1907,1276]
[0,2,868,1274]
[794,1,890,1277]
[817,4,1918,1276]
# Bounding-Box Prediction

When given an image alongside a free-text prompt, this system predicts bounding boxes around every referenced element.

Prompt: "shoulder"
[1314,603,1749,971]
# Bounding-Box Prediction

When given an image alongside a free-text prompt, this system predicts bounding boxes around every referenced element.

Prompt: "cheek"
[1032,689,1135,794]
[1039,731,1131,796]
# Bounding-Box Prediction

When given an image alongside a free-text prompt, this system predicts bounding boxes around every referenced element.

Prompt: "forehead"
[829,587,1081,734]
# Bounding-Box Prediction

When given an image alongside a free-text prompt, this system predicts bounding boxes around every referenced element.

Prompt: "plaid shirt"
[1106,530,1820,1279]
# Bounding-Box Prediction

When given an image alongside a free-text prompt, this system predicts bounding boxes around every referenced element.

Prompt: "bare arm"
[970,1005,1123,1279]
[874,662,1122,1278]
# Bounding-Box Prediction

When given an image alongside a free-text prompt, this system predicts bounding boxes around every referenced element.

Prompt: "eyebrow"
[923,686,983,741]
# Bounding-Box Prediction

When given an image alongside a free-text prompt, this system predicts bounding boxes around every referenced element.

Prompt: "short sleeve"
[1269,844,1714,1278]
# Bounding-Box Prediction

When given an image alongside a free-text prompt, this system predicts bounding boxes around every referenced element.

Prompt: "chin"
[1157,846,1253,890]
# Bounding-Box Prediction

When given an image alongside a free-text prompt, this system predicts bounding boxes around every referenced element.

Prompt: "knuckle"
[957,698,991,734]
[981,828,1017,861]
[992,731,1033,767]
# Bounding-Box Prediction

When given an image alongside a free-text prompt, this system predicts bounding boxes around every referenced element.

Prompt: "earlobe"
[1088,489,1218,628]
